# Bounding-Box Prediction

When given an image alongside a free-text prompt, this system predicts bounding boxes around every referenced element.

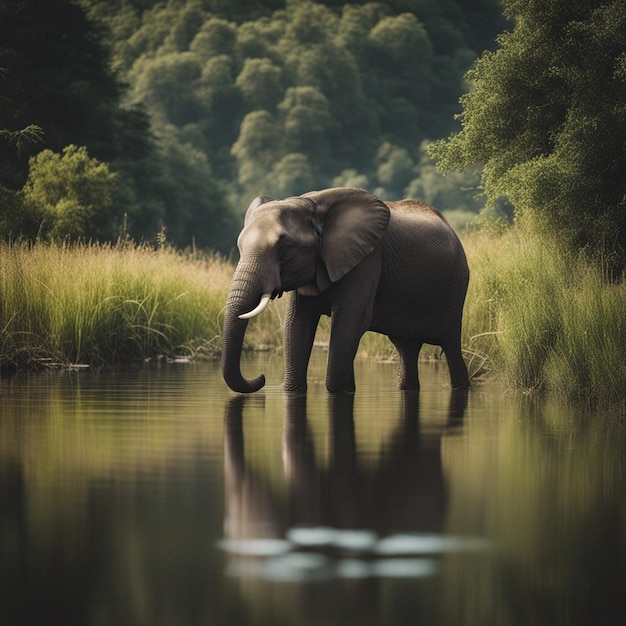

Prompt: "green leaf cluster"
[430,0,626,265]
[23,145,119,240]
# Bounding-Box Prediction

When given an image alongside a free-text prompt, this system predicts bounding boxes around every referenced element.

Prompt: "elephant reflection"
[222,391,467,557]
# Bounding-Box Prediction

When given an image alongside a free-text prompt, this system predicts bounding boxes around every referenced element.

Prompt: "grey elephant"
[222,187,469,394]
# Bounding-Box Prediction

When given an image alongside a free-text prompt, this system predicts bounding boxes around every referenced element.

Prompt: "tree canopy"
[0,0,237,250]
[90,0,506,219]
[431,0,626,265]
[1,0,507,251]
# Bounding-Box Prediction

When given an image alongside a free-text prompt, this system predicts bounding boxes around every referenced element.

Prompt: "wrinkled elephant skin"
[222,187,469,394]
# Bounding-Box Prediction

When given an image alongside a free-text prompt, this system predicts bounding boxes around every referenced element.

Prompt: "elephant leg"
[325,254,381,393]
[442,332,470,390]
[389,336,423,391]
[326,316,362,393]
[283,292,322,392]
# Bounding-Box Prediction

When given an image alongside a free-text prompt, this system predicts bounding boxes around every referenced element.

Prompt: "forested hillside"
[1,0,507,251]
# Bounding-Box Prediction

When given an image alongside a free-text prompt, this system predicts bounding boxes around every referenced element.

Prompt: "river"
[0,351,624,625]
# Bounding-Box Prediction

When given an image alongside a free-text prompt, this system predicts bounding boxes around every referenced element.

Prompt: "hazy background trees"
[1,0,508,251]
[106,0,504,209]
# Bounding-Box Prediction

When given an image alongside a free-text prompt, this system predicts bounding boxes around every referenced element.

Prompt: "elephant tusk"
[238,294,272,320]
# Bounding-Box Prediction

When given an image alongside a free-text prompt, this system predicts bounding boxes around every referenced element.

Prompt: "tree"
[130,53,204,126]
[0,0,147,187]
[430,0,626,264]
[235,58,283,112]
[278,86,332,156]
[89,0,507,218]
[270,152,315,197]
[376,143,415,197]
[156,131,237,252]
[188,16,237,61]
[0,0,157,241]
[162,0,206,52]
[231,110,281,189]
[23,145,119,240]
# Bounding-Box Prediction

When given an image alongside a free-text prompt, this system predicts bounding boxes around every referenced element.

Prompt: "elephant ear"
[244,195,273,226]
[303,188,390,283]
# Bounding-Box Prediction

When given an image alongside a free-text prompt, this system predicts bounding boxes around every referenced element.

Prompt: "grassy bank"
[461,225,626,406]
[0,241,232,369]
[0,235,624,408]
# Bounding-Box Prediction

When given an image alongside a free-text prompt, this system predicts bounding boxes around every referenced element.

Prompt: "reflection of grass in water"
[0,241,231,368]
[0,364,230,540]
[443,396,626,626]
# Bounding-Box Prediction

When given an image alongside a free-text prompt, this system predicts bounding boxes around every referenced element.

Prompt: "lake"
[0,351,624,626]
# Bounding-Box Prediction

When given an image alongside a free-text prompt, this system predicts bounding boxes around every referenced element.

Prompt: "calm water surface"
[0,352,624,626]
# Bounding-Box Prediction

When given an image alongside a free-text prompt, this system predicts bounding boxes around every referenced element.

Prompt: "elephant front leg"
[283,292,323,392]
[325,253,381,393]
[326,316,361,393]
[326,294,375,393]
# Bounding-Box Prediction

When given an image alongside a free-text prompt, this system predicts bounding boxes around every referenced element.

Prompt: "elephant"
[221,187,470,394]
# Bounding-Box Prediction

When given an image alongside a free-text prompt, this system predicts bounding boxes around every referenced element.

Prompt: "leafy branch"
[0,124,44,156]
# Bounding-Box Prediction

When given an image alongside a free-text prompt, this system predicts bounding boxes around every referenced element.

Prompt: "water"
[0,351,624,626]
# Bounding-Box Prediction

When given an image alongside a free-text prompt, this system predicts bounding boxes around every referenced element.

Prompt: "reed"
[0,240,232,369]
[249,226,626,405]
[1,234,624,407]
[462,225,626,405]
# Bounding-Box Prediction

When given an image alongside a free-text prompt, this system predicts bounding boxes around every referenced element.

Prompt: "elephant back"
[386,198,446,221]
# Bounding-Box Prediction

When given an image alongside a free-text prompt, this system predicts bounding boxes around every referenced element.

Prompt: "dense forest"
[0,0,507,251]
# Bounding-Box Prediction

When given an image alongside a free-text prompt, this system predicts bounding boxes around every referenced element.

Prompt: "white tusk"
[238,294,272,320]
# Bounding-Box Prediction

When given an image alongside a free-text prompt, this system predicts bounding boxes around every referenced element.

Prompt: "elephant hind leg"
[442,335,470,390]
[389,336,422,391]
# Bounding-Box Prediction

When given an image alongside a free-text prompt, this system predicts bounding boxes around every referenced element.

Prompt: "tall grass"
[259,227,626,406]
[1,234,624,407]
[462,225,626,406]
[0,240,232,369]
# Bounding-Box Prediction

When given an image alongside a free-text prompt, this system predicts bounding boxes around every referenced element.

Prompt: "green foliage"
[2,0,508,250]
[0,0,132,186]
[23,145,120,240]
[430,0,626,265]
[0,125,44,157]
[130,52,204,127]
[0,0,238,251]
[462,226,626,406]
[156,129,239,251]
[231,110,281,188]
[88,0,506,215]
[406,143,484,215]
[236,58,283,112]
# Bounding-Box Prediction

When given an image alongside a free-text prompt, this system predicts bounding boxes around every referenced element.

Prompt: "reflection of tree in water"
[223,391,470,576]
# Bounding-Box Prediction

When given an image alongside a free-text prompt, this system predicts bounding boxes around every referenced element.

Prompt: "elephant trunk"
[221,269,267,393]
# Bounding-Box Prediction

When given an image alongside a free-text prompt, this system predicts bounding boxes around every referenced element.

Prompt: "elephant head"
[222,187,390,393]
